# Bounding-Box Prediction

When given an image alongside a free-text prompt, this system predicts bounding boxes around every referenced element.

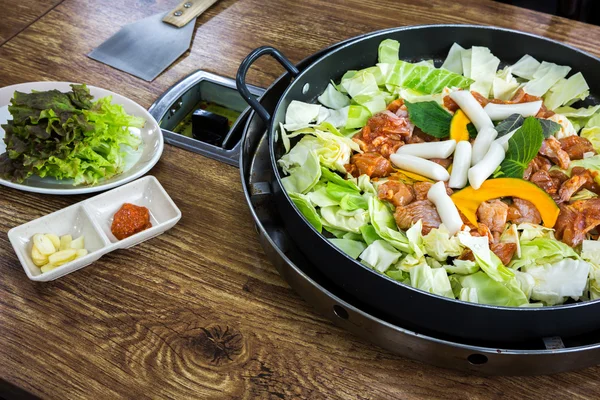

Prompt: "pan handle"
[236,46,299,123]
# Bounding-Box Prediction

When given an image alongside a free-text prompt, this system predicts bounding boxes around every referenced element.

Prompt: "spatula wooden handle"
[162,0,219,27]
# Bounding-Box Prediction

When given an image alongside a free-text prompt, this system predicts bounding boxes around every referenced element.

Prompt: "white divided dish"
[8,176,181,282]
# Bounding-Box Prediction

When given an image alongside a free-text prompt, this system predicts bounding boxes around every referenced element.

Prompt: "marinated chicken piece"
[377,179,415,207]
[353,111,413,158]
[491,242,517,265]
[387,99,404,113]
[507,198,542,225]
[394,200,441,234]
[549,169,569,186]
[459,210,477,231]
[559,136,595,160]
[555,199,600,247]
[413,181,453,201]
[572,167,600,194]
[345,152,394,178]
[539,136,570,170]
[476,199,509,233]
[558,173,594,203]
[405,128,439,144]
[458,249,475,262]
[443,95,460,113]
[430,157,453,169]
[530,170,560,195]
[395,106,409,118]
[523,155,551,180]
[535,105,555,119]
[471,223,495,243]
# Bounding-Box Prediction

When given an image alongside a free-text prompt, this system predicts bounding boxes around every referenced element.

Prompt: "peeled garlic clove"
[48,249,77,266]
[45,234,60,250]
[59,234,73,251]
[31,245,49,267]
[76,249,88,258]
[70,236,85,250]
[33,234,56,255]
[40,264,58,273]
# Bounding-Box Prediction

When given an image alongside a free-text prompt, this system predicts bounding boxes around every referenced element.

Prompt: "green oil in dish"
[173,101,241,138]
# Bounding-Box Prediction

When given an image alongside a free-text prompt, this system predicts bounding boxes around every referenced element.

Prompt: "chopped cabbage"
[493,67,520,100]
[441,43,465,74]
[360,240,402,272]
[284,100,322,131]
[524,259,590,305]
[523,61,571,97]
[329,238,367,259]
[318,83,351,110]
[410,262,454,298]
[422,225,463,261]
[444,259,479,275]
[385,60,473,94]
[321,206,369,234]
[368,197,411,253]
[458,232,515,282]
[458,272,528,307]
[510,54,540,80]
[510,237,579,270]
[459,287,479,303]
[289,192,322,232]
[469,46,500,98]
[543,72,589,111]
[378,39,400,64]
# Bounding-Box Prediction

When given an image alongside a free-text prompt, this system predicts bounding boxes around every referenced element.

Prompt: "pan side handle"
[236,46,299,124]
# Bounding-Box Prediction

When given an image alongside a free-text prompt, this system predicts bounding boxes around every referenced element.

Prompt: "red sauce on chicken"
[111,203,152,240]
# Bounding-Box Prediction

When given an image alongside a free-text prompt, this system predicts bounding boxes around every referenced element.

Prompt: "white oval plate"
[0,82,163,195]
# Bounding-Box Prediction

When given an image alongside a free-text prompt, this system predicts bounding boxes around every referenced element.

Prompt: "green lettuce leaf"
[1,85,143,185]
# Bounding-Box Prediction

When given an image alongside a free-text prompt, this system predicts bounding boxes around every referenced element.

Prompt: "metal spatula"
[88,0,219,81]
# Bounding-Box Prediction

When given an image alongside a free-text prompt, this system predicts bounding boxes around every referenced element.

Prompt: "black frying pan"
[236,25,600,343]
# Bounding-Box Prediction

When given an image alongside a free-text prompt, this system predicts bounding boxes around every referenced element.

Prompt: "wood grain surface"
[0,0,62,45]
[2,0,600,399]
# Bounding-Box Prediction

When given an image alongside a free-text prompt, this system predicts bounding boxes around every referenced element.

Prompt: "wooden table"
[1,0,600,398]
